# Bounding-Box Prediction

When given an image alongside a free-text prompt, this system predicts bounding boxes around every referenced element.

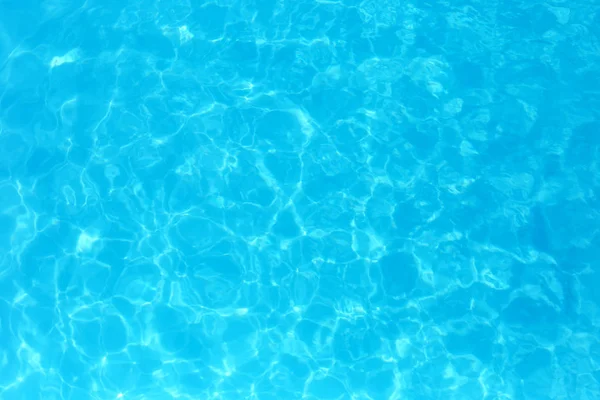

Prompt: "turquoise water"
[1,0,599,399]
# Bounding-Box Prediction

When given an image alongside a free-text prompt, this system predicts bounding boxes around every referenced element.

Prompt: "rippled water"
[1,0,599,399]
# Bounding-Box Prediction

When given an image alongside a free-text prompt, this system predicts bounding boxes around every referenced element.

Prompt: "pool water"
[1,0,599,399]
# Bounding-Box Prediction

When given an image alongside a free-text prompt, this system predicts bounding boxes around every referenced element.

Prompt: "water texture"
[0,0,599,399]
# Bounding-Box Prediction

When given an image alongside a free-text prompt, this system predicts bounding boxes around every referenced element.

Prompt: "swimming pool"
[0,0,599,399]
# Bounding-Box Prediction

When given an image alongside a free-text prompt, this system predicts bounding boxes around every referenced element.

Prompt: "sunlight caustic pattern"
[0,0,599,399]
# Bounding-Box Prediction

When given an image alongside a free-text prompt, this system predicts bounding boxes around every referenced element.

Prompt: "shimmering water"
[1,0,599,399]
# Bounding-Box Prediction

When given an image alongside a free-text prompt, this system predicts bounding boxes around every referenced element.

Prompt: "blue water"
[1,0,599,399]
